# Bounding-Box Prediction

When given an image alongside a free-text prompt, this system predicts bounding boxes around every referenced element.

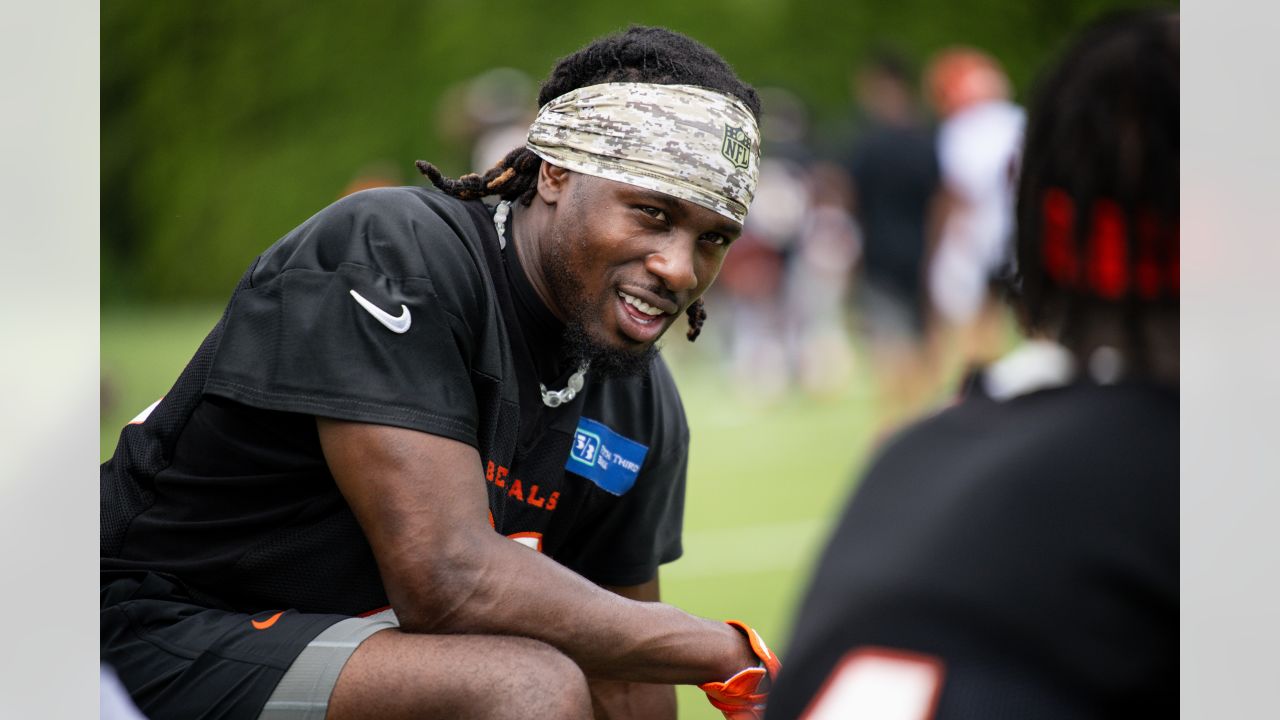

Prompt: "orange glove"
[698,620,782,720]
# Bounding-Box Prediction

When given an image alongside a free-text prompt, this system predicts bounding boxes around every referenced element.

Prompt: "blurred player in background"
[462,67,539,174]
[844,50,943,428]
[101,26,779,720]
[925,46,1025,373]
[714,87,861,403]
[715,87,813,404]
[785,161,860,398]
[767,10,1178,718]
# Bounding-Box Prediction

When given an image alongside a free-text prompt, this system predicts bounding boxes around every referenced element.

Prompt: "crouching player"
[101,26,780,720]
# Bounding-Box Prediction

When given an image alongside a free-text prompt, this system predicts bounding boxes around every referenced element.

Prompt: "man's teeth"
[618,292,664,317]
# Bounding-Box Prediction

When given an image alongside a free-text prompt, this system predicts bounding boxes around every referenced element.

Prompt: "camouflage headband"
[525,83,761,224]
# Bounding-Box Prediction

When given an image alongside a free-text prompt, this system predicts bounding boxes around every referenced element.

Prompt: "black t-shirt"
[848,119,940,298]
[766,376,1177,719]
[101,187,687,615]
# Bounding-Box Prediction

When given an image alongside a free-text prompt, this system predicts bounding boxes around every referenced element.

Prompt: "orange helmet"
[925,47,1011,117]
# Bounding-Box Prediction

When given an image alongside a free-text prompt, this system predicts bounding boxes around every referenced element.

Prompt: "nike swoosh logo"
[349,289,412,334]
[251,611,285,630]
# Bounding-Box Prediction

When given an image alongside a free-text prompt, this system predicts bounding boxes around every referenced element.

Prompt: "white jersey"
[931,99,1025,323]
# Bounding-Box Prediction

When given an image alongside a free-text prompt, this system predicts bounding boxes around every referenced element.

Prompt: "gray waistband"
[259,609,400,720]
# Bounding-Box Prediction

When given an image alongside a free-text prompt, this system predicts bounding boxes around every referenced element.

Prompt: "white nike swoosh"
[349,289,412,334]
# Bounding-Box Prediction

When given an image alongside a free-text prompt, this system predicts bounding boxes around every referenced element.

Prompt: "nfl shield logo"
[721,126,752,170]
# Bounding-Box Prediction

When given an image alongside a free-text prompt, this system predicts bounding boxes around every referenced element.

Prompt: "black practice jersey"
[847,119,940,299]
[766,371,1177,719]
[101,187,688,615]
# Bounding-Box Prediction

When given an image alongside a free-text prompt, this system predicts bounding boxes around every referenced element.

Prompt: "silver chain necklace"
[493,200,590,408]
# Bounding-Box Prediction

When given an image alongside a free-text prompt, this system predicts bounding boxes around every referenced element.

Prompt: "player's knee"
[496,637,590,720]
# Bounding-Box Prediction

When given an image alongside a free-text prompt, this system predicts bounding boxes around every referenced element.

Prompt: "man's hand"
[698,620,782,720]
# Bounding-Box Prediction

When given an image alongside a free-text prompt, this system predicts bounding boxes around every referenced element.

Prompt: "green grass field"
[101,304,888,719]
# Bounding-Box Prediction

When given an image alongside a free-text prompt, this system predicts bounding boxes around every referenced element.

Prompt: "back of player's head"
[1012,10,1179,375]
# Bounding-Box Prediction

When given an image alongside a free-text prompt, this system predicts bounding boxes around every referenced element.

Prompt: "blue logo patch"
[566,417,649,495]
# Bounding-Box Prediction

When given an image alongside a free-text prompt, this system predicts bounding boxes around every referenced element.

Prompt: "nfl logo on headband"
[525,82,761,224]
[721,126,753,170]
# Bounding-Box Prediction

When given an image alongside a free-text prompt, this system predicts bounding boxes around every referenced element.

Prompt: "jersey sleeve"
[556,359,689,587]
[204,187,493,447]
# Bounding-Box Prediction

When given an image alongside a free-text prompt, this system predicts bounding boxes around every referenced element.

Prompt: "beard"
[560,316,658,380]
[543,228,659,380]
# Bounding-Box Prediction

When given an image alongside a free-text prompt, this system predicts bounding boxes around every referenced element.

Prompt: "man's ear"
[536,162,571,205]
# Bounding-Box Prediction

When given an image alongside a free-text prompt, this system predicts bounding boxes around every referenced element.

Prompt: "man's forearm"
[318,418,757,687]
[390,529,754,685]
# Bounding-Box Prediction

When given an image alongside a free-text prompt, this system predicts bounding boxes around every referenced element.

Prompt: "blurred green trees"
[102,0,1172,303]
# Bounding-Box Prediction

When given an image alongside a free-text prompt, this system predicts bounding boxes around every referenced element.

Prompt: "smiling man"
[101,25,779,720]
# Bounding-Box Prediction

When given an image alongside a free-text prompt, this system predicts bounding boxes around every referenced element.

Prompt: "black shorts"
[101,572,347,720]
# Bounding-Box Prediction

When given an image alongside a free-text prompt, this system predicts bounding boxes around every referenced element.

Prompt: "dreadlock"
[414,145,542,206]
[1010,9,1178,377]
[416,25,761,341]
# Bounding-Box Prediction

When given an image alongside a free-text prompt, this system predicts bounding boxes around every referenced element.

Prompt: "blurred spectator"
[844,49,943,426]
[786,162,860,398]
[464,67,537,172]
[434,67,537,176]
[925,46,1025,371]
[767,10,1178,719]
[717,87,815,404]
